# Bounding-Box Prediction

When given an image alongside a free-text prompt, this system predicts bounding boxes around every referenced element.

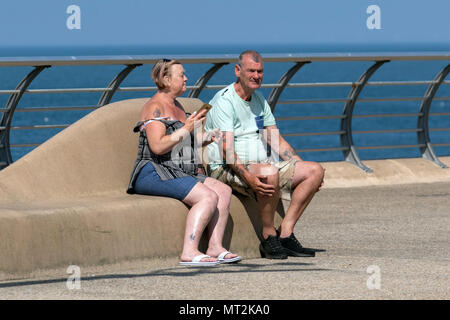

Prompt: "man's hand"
[246,174,276,197]
[221,131,276,197]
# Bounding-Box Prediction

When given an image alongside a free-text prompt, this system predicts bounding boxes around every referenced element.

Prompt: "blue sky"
[0,0,449,54]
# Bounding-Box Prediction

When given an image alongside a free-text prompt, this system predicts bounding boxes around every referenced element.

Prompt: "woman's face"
[166,64,187,96]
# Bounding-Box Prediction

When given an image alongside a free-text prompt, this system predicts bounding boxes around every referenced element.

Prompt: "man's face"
[235,54,264,91]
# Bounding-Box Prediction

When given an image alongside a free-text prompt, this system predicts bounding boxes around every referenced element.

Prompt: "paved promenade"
[1,181,448,300]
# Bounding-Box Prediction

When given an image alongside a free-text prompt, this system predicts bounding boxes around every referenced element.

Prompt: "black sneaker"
[279,233,315,257]
[259,235,288,259]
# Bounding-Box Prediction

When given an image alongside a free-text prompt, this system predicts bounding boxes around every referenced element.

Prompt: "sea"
[1,44,449,164]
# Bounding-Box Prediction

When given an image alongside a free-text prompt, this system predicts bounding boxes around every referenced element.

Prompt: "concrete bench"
[0,98,285,277]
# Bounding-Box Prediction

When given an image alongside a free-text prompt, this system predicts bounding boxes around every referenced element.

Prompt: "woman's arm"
[144,104,207,155]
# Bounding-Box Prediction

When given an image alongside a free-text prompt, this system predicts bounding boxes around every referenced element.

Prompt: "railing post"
[0,65,50,169]
[417,64,450,168]
[340,60,388,173]
[97,64,142,107]
[188,62,228,98]
[265,61,309,160]
[268,61,310,112]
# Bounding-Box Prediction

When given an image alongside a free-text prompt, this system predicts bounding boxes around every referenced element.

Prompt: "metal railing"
[1,52,449,172]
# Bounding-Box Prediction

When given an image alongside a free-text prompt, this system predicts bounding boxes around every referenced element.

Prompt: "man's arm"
[265,125,302,162]
[221,131,250,181]
[221,131,275,196]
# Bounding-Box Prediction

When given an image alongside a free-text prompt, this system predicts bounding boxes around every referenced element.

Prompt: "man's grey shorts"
[208,158,299,201]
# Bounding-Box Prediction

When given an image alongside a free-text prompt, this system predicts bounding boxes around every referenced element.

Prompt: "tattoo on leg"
[189,233,195,241]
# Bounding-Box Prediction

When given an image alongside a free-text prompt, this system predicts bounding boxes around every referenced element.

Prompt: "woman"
[127,59,241,266]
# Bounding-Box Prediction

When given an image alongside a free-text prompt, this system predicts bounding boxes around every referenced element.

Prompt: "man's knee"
[293,161,324,184]
[308,162,325,181]
[249,163,277,174]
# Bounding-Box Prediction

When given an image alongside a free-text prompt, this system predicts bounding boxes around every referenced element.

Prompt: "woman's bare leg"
[180,182,219,262]
[201,178,239,259]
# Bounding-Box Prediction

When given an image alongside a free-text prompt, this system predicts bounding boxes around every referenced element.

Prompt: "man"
[204,50,324,259]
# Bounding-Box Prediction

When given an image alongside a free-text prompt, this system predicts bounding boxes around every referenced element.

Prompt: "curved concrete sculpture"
[0,98,283,276]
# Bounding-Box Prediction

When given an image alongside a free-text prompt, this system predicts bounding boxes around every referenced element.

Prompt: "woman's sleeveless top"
[127,117,206,194]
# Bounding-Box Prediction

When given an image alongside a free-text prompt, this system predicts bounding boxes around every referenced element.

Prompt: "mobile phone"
[198,103,213,114]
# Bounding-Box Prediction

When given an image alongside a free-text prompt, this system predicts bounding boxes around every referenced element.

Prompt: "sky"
[0,0,449,55]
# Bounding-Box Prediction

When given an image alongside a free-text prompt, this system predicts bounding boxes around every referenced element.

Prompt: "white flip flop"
[179,254,219,267]
[217,251,242,264]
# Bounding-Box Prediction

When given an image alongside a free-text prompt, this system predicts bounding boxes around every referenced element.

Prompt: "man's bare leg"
[249,163,280,239]
[279,161,324,238]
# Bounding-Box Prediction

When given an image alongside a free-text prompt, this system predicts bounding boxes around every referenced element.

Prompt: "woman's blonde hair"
[151,59,181,90]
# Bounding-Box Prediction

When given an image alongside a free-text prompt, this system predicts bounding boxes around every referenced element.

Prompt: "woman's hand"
[202,128,222,145]
[146,109,207,155]
[184,109,207,132]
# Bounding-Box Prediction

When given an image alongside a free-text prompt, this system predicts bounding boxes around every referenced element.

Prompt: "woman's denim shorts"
[134,162,199,201]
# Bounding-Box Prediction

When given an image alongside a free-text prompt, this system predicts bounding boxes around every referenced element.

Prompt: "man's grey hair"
[238,50,263,66]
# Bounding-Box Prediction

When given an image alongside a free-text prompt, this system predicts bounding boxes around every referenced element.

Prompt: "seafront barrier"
[1,52,449,170]
[0,53,449,278]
